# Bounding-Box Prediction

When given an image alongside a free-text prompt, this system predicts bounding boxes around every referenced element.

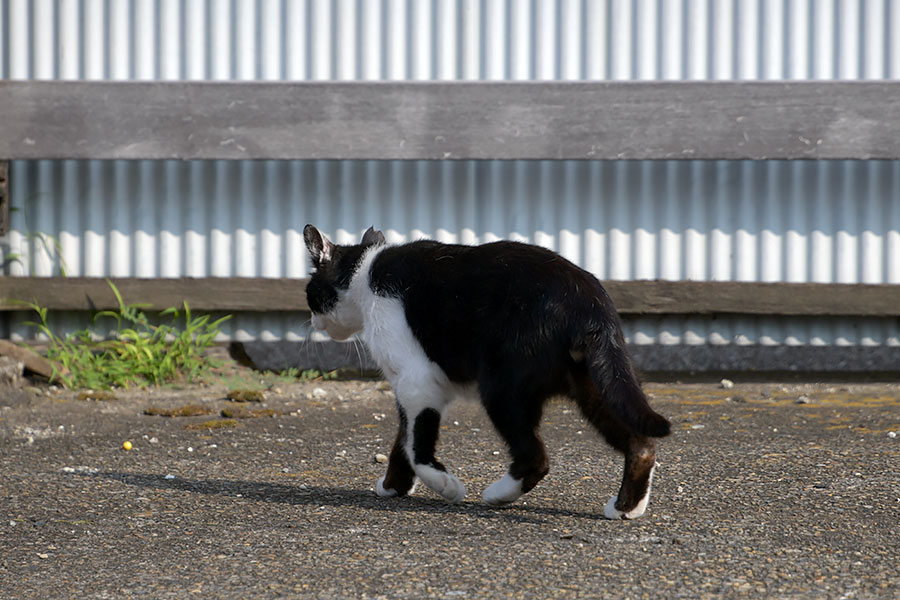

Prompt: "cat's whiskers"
[296,315,326,368]
[351,336,367,372]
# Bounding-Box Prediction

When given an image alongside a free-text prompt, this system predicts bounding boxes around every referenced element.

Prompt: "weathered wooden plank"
[0,339,65,380]
[601,280,900,316]
[2,81,900,160]
[0,161,9,235]
[0,277,309,312]
[2,277,899,317]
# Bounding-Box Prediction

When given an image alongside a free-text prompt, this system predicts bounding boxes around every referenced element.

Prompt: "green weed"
[25,280,230,390]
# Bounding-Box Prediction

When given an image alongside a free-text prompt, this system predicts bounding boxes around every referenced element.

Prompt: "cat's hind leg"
[602,433,657,520]
[591,415,657,519]
[571,370,658,519]
[481,394,549,506]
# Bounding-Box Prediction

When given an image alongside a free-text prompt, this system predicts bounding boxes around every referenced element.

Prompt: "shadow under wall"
[229,339,900,378]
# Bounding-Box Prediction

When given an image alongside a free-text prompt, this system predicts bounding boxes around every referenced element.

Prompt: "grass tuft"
[25,280,231,390]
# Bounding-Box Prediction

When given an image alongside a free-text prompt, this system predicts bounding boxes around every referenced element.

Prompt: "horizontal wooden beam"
[0,161,8,235]
[3,81,900,160]
[0,277,308,313]
[599,280,900,317]
[2,277,899,317]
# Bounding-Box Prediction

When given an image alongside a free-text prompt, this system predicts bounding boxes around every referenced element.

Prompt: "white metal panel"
[5,158,899,278]
[2,0,900,350]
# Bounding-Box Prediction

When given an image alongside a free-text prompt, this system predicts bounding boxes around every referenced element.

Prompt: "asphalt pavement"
[1,379,898,599]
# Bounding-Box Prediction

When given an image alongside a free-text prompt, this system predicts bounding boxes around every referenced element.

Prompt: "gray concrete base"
[230,341,900,376]
[628,344,900,376]
[229,340,379,373]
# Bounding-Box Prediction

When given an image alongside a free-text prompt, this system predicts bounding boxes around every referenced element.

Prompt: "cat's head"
[304,225,386,340]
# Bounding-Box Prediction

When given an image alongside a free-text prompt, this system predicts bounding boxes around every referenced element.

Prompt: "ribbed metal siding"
[7,159,900,284]
[2,0,900,347]
[4,0,900,80]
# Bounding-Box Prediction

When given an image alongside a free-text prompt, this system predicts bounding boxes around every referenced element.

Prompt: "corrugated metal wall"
[4,0,900,80]
[2,0,900,354]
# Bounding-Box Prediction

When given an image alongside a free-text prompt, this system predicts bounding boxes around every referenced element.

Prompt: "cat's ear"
[304,224,335,268]
[361,226,385,247]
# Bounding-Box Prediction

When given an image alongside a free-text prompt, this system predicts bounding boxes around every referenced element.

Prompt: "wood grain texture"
[0,277,308,312]
[0,339,64,380]
[0,161,8,235]
[2,81,900,160]
[2,277,898,317]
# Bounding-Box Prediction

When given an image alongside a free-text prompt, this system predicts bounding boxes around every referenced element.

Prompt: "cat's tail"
[579,324,671,439]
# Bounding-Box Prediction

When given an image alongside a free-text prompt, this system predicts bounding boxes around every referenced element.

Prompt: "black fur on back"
[369,240,671,438]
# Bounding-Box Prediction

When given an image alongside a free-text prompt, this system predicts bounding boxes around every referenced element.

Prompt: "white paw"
[375,476,417,498]
[603,464,655,519]
[417,467,466,503]
[482,473,524,506]
[603,495,648,520]
[436,472,466,503]
[603,495,624,519]
[375,476,398,498]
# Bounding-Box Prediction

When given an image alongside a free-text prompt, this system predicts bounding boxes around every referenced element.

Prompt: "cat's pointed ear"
[304,224,335,268]
[361,226,385,247]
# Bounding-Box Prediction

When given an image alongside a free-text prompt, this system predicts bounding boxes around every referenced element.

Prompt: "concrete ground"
[1,377,898,599]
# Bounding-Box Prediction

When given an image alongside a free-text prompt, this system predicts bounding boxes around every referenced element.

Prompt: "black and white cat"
[303,225,671,519]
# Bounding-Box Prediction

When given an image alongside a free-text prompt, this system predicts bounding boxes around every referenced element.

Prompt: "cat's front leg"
[378,398,466,503]
[375,409,416,498]
[375,403,465,503]
[406,407,466,503]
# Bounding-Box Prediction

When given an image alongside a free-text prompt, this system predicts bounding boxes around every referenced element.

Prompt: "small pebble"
[888,431,897,439]
[164,474,175,480]
[374,453,389,464]
[796,396,811,404]
[720,379,734,390]
[312,387,328,399]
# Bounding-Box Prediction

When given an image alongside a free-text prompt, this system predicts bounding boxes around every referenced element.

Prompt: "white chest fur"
[349,247,451,403]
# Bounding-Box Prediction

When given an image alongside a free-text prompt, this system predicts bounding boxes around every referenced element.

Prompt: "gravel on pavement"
[1,378,899,599]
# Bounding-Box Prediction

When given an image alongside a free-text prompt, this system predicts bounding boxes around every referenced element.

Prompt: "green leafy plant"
[26,280,231,389]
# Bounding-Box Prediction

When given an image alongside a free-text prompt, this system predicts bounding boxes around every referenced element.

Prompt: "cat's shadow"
[90,471,611,524]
